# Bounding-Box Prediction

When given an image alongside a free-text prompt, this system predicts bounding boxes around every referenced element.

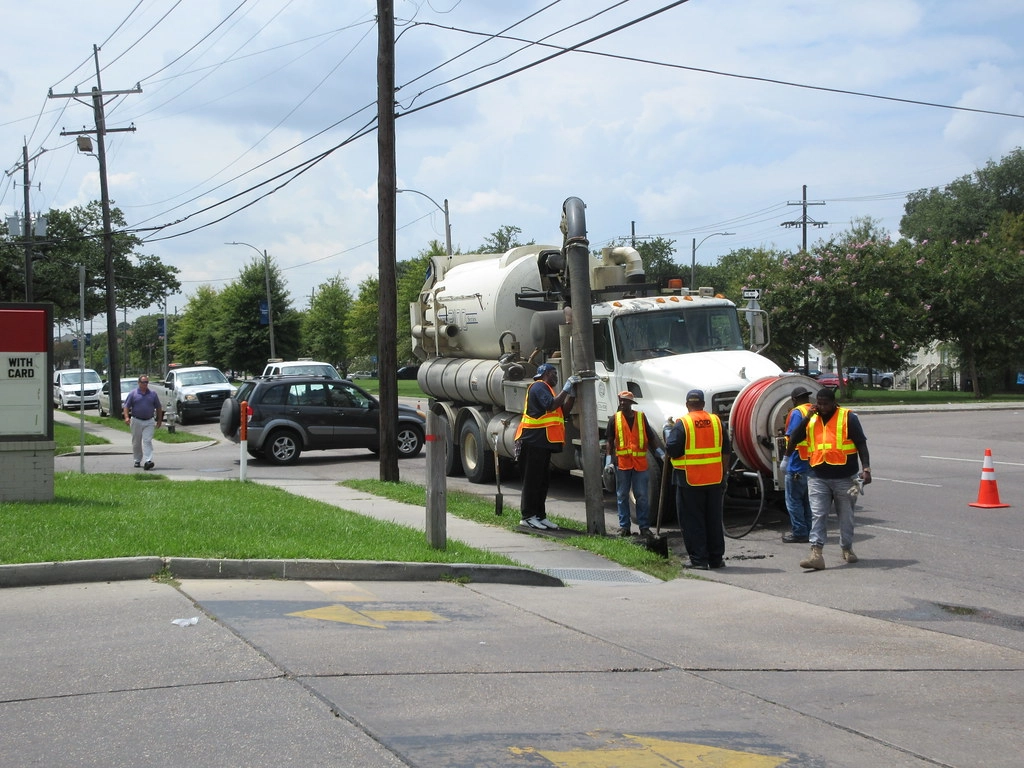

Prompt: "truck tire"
[440,413,463,476]
[459,420,495,484]
[397,423,425,459]
[881,377,893,389]
[176,405,191,426]
[265,428,302,465]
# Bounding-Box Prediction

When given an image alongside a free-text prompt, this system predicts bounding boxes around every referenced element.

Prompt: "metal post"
[691,232,734,288]
[425,403,446,549]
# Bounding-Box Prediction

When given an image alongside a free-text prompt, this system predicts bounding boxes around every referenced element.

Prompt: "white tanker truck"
[410,197,817,531]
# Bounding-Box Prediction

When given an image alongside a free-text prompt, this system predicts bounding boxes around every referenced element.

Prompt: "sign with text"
[0,303,53,439]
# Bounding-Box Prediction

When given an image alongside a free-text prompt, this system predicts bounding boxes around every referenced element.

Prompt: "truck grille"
[712,391,738,428]
[199,390,230,405]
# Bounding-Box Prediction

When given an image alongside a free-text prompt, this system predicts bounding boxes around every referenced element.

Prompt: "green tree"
[397,241,444,363]
[767,220,928,396]
[215,257,300,374]
[917,211,1024,396]
[171,285,221,368]
[346,275,381,362]
[5,202,180,325]
[477,224,533,253]
[900,147,1024,243]
[302,275,354,374]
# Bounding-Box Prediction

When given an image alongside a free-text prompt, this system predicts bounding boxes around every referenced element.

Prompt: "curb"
[0,556,564,588]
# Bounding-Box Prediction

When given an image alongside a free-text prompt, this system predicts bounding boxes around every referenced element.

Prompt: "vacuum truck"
[409,197,817,530]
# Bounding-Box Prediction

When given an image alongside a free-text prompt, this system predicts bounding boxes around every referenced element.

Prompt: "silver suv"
[845,367,894,388]
[220,376,425,465]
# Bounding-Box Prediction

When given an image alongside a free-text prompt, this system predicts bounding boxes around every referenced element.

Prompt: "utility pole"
[780,184,828,252]
[377,0,399,482]
[4,145,48,301]
[50,45,141,415]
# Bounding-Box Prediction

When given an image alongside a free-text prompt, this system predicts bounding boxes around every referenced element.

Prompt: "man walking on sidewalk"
[123,375,164,470]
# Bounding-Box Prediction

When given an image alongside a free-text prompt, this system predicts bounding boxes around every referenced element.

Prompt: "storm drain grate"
[543,568,659,584]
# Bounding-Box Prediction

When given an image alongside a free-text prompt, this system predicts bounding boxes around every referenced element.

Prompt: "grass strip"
[0,473,520,569]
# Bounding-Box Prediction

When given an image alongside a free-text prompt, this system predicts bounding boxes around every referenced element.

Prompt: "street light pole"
[691,231,734,289]
[397,188,452,255]
[227,242,276,360]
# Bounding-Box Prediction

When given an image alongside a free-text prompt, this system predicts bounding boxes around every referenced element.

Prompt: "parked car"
[817,373,849,388]
[220,375,426,465]
[98,378,138,417]
[396,365,420,380]
[53,368,103,410]
[349,371,373,380]
[260,359,341,379]
[845,367,895,388]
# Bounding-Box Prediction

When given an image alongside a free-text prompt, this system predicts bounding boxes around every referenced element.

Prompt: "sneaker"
[538,517,560,530]
[782,532,809,543]
[523,516,546,529]
[143,461,154,471]
[134,461,141,468]
[842,548,859,564]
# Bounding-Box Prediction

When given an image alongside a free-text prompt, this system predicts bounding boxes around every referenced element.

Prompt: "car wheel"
[265,428,301,465]
[459,420,495,484]
[177,407,190,426]
[58,393,66,410]
[881,378,893,389]
[219,398,240,438]
[397,423,425,459]
[247,448,265,459]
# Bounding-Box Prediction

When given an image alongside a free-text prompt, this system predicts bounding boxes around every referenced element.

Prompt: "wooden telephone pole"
[50,45,140,413]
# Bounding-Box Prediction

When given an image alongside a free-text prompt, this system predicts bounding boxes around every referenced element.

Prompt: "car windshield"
[60,371,101,385]
[180,370,229,386]
[614,307,745,363]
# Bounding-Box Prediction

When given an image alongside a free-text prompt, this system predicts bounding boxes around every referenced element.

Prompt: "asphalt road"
[17,403,1024,767]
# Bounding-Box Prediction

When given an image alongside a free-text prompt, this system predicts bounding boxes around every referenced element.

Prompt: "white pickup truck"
[150,365,236,429]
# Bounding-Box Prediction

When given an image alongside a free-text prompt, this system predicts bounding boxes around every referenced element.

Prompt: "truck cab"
[153,365,235,427]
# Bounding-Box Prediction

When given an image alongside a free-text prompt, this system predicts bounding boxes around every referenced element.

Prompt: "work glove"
[779,455,790,473]
[655,447,666,462]
[604,454,613,468]
[562,374,581,393]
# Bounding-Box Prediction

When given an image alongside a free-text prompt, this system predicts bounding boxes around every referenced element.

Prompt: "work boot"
[842,547,858,564]
[800,545,825,570]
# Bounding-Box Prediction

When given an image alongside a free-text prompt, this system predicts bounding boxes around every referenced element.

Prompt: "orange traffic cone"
[968,449,1010,509]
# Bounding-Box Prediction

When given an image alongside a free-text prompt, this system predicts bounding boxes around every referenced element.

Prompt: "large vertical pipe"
[562,197,605,535]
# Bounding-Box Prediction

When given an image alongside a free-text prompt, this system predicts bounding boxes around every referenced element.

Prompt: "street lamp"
[691,232,734,289]
[226,242,276,359]
[397,188,452,256]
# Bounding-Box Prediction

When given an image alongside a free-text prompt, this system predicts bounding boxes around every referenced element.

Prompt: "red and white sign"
[0,307,50,437]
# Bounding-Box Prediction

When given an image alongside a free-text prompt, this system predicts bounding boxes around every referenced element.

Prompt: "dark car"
[220,376,425,465]
[396,365,420,380]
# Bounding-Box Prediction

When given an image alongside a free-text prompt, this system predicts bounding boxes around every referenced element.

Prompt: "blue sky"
[2,0,1023,325]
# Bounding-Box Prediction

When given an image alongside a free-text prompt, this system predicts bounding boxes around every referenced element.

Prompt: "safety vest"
[613,410,648,471]
[670,410,724,486]
[806,407,857,466]
[514,381,566,444]
[788,402,813,460]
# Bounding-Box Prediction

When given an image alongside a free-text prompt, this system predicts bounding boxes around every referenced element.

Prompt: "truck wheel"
[459,420,495,484]
[439,413,463,476]
[265,428,301,465]
[881,377,893,389]
[397,423,424,458]
[176,407,191,426]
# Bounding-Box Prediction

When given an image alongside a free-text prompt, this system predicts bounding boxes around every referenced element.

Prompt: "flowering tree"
[916,212,1024,396]
[767,220,928,397]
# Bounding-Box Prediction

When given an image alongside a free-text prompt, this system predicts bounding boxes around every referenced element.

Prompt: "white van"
[53,368,103,410]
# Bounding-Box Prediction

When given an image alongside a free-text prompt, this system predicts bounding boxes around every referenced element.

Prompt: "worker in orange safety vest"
[666,389,730,570]
[605,390,664,537]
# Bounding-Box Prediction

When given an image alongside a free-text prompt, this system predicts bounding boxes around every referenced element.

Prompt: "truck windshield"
[614,307,745,363]
[180,370,229,386]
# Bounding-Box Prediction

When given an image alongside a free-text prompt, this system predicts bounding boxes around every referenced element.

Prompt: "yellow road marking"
[529,734,788,767]
[287,604,447,628]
